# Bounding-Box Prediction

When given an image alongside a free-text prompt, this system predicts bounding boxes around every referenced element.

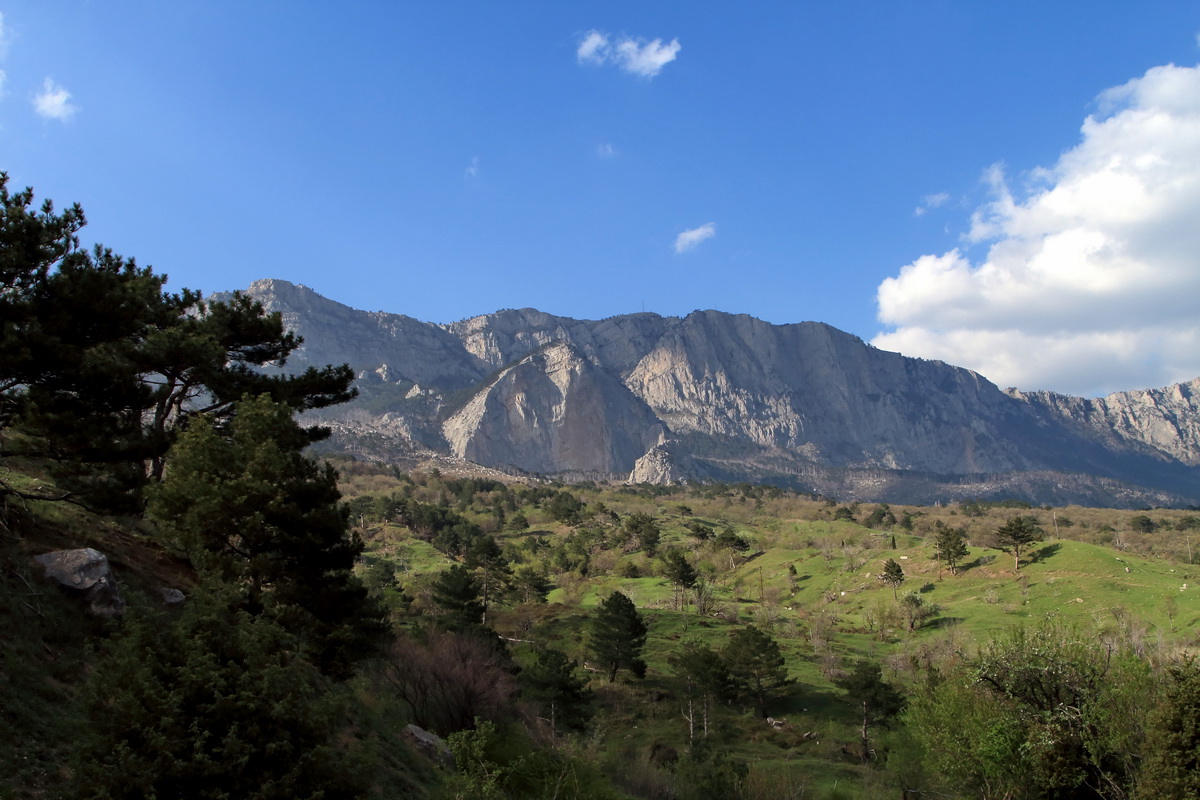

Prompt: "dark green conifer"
[590,591,647,682]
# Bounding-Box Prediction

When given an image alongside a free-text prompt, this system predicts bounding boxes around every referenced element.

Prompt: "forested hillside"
[4,176,1200,799]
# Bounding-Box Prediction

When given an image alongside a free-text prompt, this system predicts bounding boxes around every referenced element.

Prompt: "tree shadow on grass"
[958,553,996,573]
[1027,543,1061,565]
[924,616,966,630]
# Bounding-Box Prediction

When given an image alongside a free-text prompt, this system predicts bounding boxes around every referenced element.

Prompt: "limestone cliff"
[440,342,664,475]
[239,279,1200,505]
[1010,379,1200,466]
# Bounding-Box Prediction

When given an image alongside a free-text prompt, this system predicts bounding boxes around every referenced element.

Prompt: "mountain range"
[233,279,1200,507]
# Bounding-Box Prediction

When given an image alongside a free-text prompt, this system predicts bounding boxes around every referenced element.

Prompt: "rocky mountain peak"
[238,280,1200,506]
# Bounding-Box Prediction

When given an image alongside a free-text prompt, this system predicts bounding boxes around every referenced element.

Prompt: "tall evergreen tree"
[722,625,792,719]
[934,524,970,576]
[522,647,594,735]
[670,640,734,741]
[590,591,648,682]
[995,516,1043,571]
[465,534,512,625]
[0,174,354,511]
[662,549,698,611]
[624,513,661,555]
[431,564,486,632]
[147,394,385,678]
[835,658,905,762]
[878,558,905,598]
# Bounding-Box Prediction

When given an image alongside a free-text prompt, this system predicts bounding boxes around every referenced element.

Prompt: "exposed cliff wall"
[240,279,1200,505]
[1010,379,1200,466]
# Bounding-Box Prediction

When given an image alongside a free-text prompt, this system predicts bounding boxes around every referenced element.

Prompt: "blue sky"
[4,2,1200,397]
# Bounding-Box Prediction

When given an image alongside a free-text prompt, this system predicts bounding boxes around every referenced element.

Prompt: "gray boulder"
[34,548,126,616]
[401,724,454,768]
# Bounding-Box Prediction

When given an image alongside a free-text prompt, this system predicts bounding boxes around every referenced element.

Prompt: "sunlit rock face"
[237,279,1200,506]
[441,342,665,475]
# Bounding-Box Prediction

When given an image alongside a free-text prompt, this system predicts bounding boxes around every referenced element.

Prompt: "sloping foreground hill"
[234,279,1200,506]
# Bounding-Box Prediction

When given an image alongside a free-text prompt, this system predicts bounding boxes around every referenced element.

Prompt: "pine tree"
[590,591,648,682]
[624,513,661,555]
[147,394,385,678]
[0,174,355,511]
[879,558,905,598]
[522,647,593,734]
[670,640,734,741]
[662,549,698,611]
[995,516,1043,571]
[835,658,905,762]
[722,625,792,719]
[431,564,485,632]
[934,525,970,575]
[465,534,512,625]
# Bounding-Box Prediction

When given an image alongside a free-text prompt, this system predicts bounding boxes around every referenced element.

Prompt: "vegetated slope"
[342,467,1200,797]
[238,279,1200,506]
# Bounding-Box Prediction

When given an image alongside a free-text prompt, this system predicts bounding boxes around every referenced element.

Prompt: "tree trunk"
[860,701,871,762]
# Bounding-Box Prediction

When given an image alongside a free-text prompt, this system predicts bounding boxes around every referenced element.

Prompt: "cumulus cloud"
[873,62,1200,397]
[914,192,949,216]
[675,222,716,253]
[576,30,681,78]
[34,77,77,121]
[464,156,479,178]
[597,142,616,158]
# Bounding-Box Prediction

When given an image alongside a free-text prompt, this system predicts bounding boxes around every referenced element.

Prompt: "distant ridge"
[230,279,1200,507]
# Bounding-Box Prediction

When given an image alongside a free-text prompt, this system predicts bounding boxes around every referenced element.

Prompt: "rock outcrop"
[237,279,1200,506]
[34,548,126,615]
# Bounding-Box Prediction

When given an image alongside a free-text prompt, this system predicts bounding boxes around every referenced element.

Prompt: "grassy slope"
[349,473,1200,797]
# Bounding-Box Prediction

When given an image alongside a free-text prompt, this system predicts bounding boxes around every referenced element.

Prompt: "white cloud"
[914,192,949,216]
[675,222,716,253]
[597,142,616,158]
[464,156,479,178]
[34,77,77,121]
[0,12,9,60]
[577,30,609,65]
[576,30,680,78]
[614,37,681,78]
[873,63,1200,397]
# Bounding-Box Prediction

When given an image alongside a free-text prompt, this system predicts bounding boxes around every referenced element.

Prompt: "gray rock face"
[240,279,1200,505]
[34,548,126,615]
[441,342,665,475]
[1010,379,1200,466]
